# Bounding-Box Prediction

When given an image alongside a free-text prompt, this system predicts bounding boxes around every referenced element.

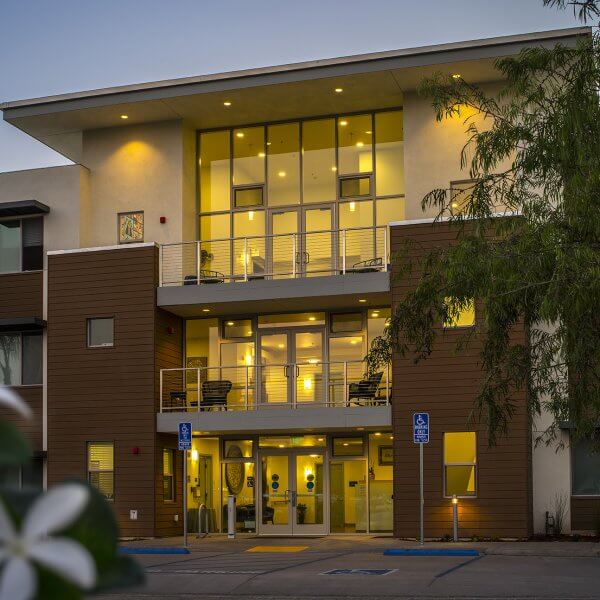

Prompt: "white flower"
[0,387,31,420]
[0,483,96,600]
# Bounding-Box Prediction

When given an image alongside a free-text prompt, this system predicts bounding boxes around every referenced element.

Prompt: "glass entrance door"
[303,205,334,276]
[270,209,299,278]
[259,450,327,535]
[259,328,325,407]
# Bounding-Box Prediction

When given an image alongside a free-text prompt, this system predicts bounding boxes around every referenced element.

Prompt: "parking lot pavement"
[93,538,600,599]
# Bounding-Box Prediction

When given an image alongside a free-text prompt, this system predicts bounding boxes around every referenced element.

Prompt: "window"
[88,442,114,500]
[233,126,265,186]
[340,176,372,199]
[0,458,43,490]
[0,217,43,273]
[267,123,300,206]
[222,319,253,339]
[0,332,42,386]
[444,432,477,497]
[331,313,363,333]
[572,437,600,495]
[443,298,475,328]
[234,187,263,208]
[333,437,364,457]
[375,111,404,196]
[200,130,231,213]
[87,318,114,348]
[337,114,373,175]
[302,119,336,203]
[449,180,475,215]
[163,449,175,501]
[376,197,405,227]
[258,313,325,328]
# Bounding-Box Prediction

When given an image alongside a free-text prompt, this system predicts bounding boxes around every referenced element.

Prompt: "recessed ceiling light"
[266,141,272,146]
[334,87,343,93]
[278,444,285,448]
[359,299,367,303]
[317,437,324,442]
[223,101,232,106]
[236,132,244,138]
[452,73,462,79]
[278,171,286,178]
[278,343,285,349]
[339,120,348,126]
[227,321,234,326]
[375,432,382,436]
[350,340,358,345]
[308,316,316,321]
[258,152,266,157]
[357,427,365,431]
[365,130,372,134]
[202,308,210,313]
[331,166,337,172]
[356,141,364,148]
[120,114,128,119]
[343,443,349,447]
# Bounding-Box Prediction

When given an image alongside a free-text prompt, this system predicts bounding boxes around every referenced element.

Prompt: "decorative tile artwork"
[118,211,144,243]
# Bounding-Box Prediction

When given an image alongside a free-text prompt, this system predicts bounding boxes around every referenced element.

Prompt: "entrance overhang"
[156,405,391,434]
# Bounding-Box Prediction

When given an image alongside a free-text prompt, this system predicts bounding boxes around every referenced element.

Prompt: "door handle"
[291,490,297,508]
[304,251,310,264]
[295,252,302,264]
[284,365,289,378]
[296,366,300,377]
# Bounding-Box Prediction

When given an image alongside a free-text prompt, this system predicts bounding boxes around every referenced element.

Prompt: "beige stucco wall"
[403,83,504,220]
[81,120,195,247]
[0,164,88,261]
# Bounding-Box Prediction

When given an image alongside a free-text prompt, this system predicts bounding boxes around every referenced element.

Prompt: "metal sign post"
[178,422,192,549]
[413,412,429,546]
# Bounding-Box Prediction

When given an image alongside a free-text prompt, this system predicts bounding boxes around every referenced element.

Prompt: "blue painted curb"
[119,547,190,555]
[383,548,479,557]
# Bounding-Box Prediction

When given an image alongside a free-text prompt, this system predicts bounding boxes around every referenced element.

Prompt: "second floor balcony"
[160,360,391,413]
[160,225,388,287]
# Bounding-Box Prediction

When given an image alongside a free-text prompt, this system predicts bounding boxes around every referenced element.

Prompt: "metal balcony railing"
[159,361,391,413]
[159,225,388,287]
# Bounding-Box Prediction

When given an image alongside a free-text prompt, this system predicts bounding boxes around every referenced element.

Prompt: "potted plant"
[297,503,308,524]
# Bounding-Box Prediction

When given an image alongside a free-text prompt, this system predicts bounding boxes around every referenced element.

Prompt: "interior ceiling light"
[365,130,372,134]
[227,321,234,326]
[223,101,232,106]
[356,141,364,148]
[202,308,210,313]
[278,171,286,178]
[236,132,244,138]
[258,152,266,157]
[452,73,462,79]
[339,120,348,126]
[120,114,128,119]
[331,166,337,172]
[334,87,343,93]
[308,316,316,321]
[359,299,367,303]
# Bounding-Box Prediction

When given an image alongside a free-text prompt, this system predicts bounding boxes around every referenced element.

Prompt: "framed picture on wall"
[378,446,393,466]
[118,211,144,244]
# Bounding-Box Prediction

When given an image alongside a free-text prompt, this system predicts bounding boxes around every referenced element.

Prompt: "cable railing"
[159,360,391,413]
[160,225,388,287]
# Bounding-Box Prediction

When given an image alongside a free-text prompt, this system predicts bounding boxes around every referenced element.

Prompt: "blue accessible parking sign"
[413,412,429,444]
[178,422,192,451]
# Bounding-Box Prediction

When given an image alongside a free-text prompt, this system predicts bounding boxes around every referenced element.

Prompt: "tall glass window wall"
[197,110,404,242]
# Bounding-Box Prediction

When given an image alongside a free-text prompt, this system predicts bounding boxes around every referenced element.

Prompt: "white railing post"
[197,368,201,412]
[159,369,163,412]
[196,241,201,284]
[342,229,347,274]
[245,365,249,411]
[343,361,348,407]
[243,237,248,281]
[292,233,297,278]
[383,225,389,270]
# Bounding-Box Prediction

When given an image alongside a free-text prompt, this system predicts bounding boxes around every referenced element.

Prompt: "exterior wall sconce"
[452,494,459,542]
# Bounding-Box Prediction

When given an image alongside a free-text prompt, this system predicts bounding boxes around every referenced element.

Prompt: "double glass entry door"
[270,205,335,277]
[259,329,324,406]
[260,451,326,535]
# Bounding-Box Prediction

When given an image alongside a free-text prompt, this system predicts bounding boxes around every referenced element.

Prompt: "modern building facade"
[1,27,597,538]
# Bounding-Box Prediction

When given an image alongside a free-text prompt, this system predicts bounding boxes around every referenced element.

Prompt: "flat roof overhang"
[0,317,46,332]
[0,28,589,163]
[0,200,50,218]
[157,271,390,317]
[157,405,392,435]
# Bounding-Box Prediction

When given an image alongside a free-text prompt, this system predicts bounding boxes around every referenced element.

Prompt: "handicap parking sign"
[413,412,429,444]
[178,422,192,451]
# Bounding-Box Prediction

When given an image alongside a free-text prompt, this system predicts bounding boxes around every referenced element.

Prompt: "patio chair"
[183,270,225,285]
[200,380,233,411]
[348,372,384,405]
[168,390,187,410]
[346,257,383,274]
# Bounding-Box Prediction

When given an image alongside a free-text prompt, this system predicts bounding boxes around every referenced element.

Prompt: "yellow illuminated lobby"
[182,433,393,536]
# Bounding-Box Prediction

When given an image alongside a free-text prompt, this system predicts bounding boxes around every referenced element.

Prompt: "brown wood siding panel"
[154,305,183,536]
[0,272,43,319]
[390,221,532,539]
[47,246,159,537]
[0,386,43,451]
[571,498,600,532]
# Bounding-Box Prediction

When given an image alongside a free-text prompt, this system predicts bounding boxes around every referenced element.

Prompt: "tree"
[367,0,600,446]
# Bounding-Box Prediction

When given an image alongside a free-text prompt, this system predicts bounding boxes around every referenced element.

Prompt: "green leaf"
[0,420,31,466]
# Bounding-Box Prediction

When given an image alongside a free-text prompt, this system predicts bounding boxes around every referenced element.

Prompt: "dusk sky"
[0,0,580,173]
